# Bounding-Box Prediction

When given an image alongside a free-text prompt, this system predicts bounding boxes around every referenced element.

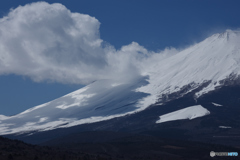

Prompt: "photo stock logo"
[210,151,238,157]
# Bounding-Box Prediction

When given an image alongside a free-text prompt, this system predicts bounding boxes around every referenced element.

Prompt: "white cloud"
[0,2,178,84]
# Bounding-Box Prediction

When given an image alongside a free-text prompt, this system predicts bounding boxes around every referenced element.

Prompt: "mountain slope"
[0,78,150,135]
[1,30,240,135]
[138,30,240,104]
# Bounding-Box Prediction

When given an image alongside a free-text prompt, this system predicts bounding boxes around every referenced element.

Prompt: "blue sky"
[0,0,240,116]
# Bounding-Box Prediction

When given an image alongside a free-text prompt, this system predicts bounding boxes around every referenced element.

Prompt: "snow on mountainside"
[1,30,240,135]
[0,78,150,135]
[137,30,240,105]
[156,105,210,123]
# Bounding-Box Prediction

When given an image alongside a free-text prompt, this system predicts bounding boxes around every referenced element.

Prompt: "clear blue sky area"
[0,0,240,115]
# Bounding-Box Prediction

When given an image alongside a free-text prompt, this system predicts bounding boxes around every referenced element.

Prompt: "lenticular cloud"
[0,2,177,84]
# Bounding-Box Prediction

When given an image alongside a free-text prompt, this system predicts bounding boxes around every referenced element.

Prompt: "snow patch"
[219,126,231,128]
[56,93,95,109]
[38,117,48,123]
[111,83,122,87]
[212,102,223,106]
[156,105,210,123]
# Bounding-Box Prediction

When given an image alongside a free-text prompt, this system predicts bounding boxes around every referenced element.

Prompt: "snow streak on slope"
[0,30,240,135]
[156,105,210,123]
[212,102,223,106]
[219,126,231,129]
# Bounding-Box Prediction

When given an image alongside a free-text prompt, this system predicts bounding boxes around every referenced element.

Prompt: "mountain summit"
[1,30,240,136]
[139,29,240,102]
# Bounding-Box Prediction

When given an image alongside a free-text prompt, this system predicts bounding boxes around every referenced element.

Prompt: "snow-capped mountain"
[138,29,240,103]
[1,29,240,136]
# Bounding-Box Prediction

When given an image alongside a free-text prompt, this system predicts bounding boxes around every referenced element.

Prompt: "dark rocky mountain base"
[1,135,240,160]
[0,136,108,160]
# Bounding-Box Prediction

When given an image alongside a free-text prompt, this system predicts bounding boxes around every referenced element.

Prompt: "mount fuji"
[1,30,240,146]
